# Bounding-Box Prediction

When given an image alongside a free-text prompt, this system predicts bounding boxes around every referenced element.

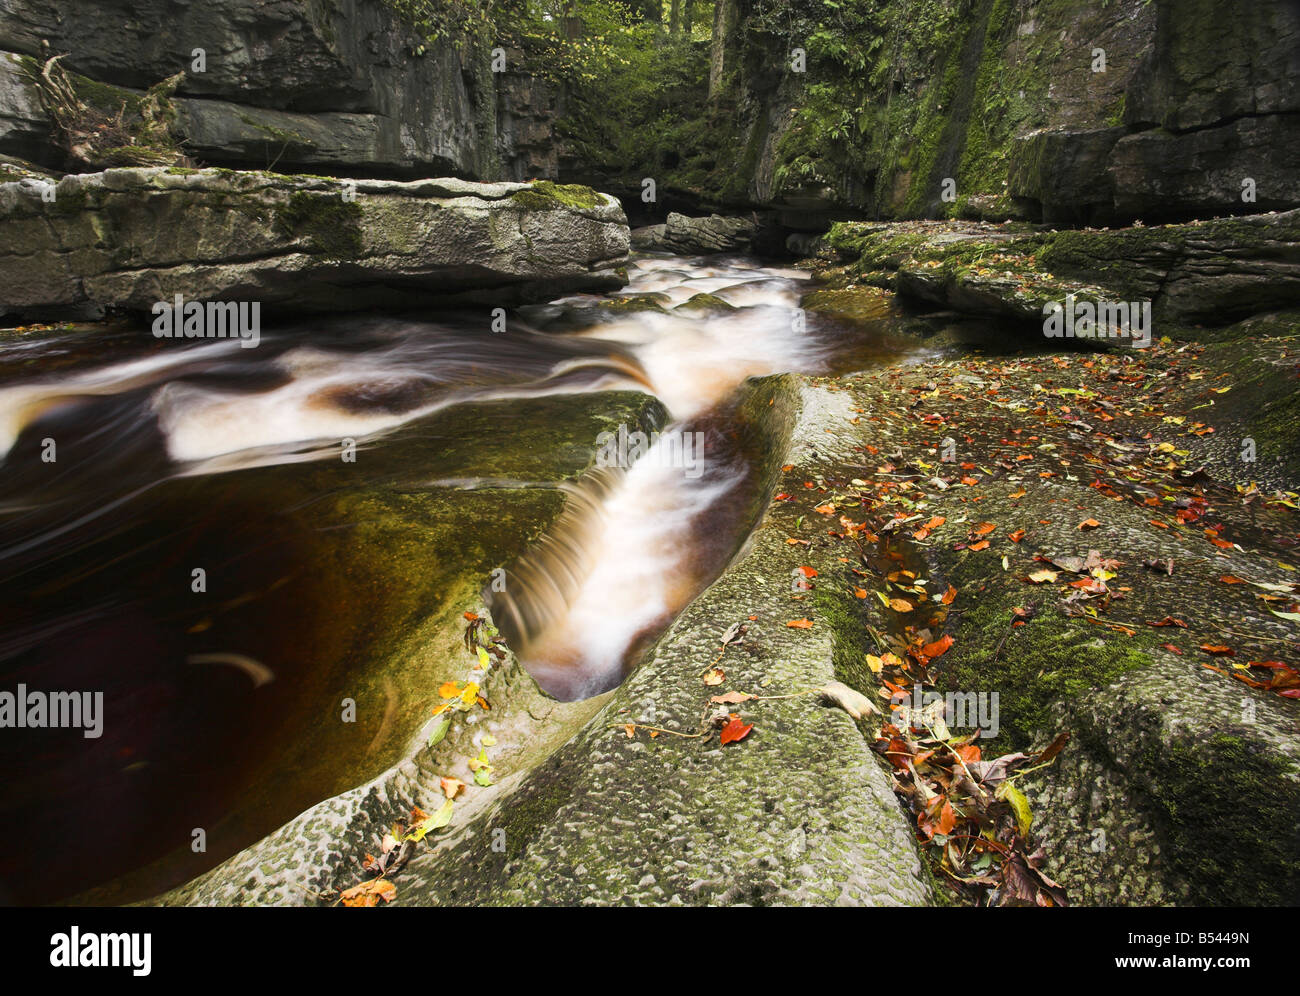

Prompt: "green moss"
[675,292,736,314]
[801,287,894,324]
[938,599,1153,755]
[813,587,882,694]
[1141,733,1300,905]
[599,295,668,314]
[273,190,364,260]
[69,74,145,116]
[510,180,604,211]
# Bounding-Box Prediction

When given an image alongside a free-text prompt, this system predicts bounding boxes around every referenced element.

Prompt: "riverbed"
[0,254,924,903]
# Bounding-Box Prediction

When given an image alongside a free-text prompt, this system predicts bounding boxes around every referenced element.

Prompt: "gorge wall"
[1,0,1297,227]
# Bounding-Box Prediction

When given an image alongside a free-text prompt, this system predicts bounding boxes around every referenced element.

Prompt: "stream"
[0,255,925,904]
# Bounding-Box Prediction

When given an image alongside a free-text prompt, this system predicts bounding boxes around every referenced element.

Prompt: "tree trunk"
[709,0,740,101]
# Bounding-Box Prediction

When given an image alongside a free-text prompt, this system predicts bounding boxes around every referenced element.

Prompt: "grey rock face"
[0,168,630,320]
[0,0,555,180]
[660,212,757,254]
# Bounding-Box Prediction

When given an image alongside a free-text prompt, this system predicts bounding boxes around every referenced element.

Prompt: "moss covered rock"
[0,167,631,322]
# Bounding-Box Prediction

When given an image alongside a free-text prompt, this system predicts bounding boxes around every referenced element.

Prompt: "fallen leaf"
[710,691,753,704]
[719,717,753,745]
[919,634,955,660]
[341,878,397,907]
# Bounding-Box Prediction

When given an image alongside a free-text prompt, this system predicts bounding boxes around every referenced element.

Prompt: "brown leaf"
[710,691,753,704]
[340,878,397,907]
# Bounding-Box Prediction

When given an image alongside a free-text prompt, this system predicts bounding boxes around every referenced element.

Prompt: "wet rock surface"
[153,376,935,907]
[781,296,1300,904]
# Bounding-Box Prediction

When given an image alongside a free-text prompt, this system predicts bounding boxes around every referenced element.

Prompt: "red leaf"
[719,718,753,746]
[919,634,955,660]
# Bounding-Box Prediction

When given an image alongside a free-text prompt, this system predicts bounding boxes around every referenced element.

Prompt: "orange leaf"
[796,565,818,578]
[920,634,954,660]
[936,799,957,836]
[341,879,397,907]
[719,718,753,746]
[1078,518,1101,530]
[440,777,466,799]
[972,522,996,536]
[786,618,814,629]
[438,681,461,699]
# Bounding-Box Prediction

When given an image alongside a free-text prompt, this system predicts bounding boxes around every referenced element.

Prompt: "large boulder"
[0,168,630,321]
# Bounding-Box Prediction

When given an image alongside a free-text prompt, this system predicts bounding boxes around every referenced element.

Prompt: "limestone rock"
[0,168,630,320]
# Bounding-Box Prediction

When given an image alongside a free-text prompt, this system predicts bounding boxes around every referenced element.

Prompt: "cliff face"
[694,0,1300,225]
[0,0,558,181]
[1,0,1296,225]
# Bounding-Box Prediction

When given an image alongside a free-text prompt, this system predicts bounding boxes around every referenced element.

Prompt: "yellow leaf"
[996,781,1033,837]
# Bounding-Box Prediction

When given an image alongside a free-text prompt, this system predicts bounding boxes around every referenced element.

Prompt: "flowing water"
[0,255,924,903]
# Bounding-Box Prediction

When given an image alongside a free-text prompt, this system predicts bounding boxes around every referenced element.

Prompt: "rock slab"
[0,168,630,319]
